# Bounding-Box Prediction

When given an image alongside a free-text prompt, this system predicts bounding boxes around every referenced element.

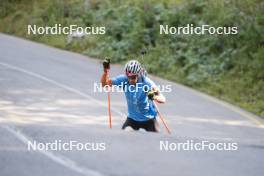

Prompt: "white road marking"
[0,62,126,118]
[3,125,105,176]
[0,62,122,175]
[1,61,263,130]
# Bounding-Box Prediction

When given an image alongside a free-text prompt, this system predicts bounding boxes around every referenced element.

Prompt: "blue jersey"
[112,74,157,121]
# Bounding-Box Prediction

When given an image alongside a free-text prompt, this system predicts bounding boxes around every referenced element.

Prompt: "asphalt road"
[0,33,264,176]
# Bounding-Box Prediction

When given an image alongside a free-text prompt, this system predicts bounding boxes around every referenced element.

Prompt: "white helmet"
[125,60,142,77]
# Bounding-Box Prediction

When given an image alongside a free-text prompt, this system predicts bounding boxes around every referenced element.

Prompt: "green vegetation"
[0,0,263,117]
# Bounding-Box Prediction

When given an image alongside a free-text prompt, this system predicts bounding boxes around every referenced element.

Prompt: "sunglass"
[128,75,137,80]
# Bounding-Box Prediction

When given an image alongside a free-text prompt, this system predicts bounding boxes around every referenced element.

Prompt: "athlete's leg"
[122,117,140,130]
[142,118,159,132]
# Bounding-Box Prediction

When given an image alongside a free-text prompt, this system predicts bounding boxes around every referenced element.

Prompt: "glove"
[103,58,110,72]
[147,91,155,100]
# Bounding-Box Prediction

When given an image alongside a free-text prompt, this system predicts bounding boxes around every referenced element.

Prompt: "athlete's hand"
[103,57,110,73]
[147,91,155,100]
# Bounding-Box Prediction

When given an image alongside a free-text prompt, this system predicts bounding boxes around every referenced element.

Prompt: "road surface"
[0,33,264,176]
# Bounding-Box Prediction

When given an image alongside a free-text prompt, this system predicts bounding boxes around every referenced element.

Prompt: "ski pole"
[141,49,170,134]
[103,58,112,128]
[153,101,171,134]
[107,84,112,129]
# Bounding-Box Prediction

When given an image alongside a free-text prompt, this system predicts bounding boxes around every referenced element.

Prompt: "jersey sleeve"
[111,74,127,86]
